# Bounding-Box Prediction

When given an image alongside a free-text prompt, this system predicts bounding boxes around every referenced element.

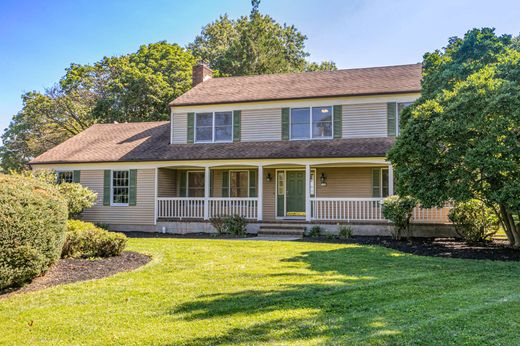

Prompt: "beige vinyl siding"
[172,112,188,144]
[316,167,374,197]
[342,103,387,138]
[241,108,282,142]
[81,169,155,225]
[158,168,176,197]
[263,168,276,221]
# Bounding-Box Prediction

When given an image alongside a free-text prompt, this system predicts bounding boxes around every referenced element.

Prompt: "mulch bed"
[299,236,520,261]
[1,251,150,298]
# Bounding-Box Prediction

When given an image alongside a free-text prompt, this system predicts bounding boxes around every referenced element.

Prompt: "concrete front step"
[258,226,305,237]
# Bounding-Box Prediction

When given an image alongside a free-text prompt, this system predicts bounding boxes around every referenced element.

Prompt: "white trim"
[154,168,158,225]
[275,167,317,220]
[204,166,210,220]
[305,164,311,222]
[194,111,234,143]
[388,164,394,196]
[110,169,130,207]
[289,106,333,140]
[257,164,263,221]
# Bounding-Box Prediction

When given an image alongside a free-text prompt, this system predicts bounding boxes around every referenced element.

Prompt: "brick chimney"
[192,63,213,87]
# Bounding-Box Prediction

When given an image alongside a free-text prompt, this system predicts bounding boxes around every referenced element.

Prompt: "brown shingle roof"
[30,122,394,164]
[170,63,422,106]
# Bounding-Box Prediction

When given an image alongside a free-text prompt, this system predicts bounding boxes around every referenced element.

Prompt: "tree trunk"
[500,204,520,248]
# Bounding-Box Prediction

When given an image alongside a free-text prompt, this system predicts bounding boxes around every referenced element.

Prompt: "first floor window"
[57,171,73,184]
[373,168,389,198]
[290,106,333,140]
[381,168,389,197]
[188,171,205,197]
[195,111,233,142]
[112,170,129,205]
[230,171,249,197]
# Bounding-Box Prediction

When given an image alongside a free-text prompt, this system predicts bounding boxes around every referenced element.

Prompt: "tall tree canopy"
[188,1,336,75]
[388,28,520,247]
[0,42,195,171]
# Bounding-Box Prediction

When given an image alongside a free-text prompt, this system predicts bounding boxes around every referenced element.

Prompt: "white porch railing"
[157,198,205,219]
[311,198,385,221]
[157,197,258,220]
[209,198,258,220]
[311,197,453,223]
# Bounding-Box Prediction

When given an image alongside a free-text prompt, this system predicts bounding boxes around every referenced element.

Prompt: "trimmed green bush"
[382,195,417,240]
[308,225,322,237]
[0,173,68,290]
[448,199,500,243]
[62,220,127,258]
[338,225,353,239]
[223,215,248,237]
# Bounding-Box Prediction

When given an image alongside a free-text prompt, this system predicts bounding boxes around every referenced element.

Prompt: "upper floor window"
[195,112,233,143]
[111,170,129,206]
[396,102,413,135]
[290,106,332,140]
[56,171,73,184]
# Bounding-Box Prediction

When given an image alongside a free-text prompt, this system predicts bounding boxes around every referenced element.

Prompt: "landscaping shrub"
[57,183,97,218]
[338,225,353,239]
[0,174,68,290]
[210,216,228,235]
[382,195,417,240]
[222,215,248,236]
[62,220,127,258]
[448,199,500,243]
[308,225,322,237]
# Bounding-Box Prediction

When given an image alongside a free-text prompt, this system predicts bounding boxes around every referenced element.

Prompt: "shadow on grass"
[170,245,514,345]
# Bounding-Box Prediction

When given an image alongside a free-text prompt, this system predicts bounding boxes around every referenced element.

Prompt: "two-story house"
[30,63,453,236]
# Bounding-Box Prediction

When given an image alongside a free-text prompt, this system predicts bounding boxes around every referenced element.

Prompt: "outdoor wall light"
[266,173,272,182]
[320,172,327,186]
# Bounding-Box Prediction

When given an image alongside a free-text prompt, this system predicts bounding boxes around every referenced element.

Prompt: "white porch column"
[388,163,394,196]
[204,166,210,220]
[257,164,263,221]
[305,163,311,222]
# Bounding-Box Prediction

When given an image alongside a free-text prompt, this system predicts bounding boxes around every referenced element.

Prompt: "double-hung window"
[195,112,233,142]
[229,171,249,197]
[111,170,129,206]
[396,102,413,135]
[290,106,333,140]
[56,171,73,184]
[187,171,205,197]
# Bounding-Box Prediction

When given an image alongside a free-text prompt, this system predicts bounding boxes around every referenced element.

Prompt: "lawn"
[1,239,520,345]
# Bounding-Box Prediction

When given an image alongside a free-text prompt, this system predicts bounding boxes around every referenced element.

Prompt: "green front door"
[286,171,305,216]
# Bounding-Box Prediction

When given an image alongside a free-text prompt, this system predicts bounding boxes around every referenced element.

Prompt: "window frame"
[56,170,74,184]
[110,170,130,207]
[228,170,250,198]
[194,111,234,143]
[186,170,205,197]
[396,102,413,136]
[289,106,333,140]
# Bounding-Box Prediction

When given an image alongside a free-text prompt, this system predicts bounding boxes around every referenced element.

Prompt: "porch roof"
[30,121,394,164]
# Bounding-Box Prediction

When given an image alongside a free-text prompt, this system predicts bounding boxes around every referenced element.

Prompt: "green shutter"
[249,170,257,197]
[222,171,229,197]
[387,102,397,137]
[179,171,187,197]
[333,105,342,139]
[372,168,381,197]
[233,110,241,142]
[129,169,137,206]
[187,112,195,143]
[281,108,290,140]
[103,170,111,206]
[73,170,80,183]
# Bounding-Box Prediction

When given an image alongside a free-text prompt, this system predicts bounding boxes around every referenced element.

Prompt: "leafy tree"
[1,42,195,170]
[388,28,520,247]
[188,1,335,75]
[305,61,337,72]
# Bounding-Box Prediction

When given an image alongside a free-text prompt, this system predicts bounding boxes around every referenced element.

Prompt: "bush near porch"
[1,238,520,344]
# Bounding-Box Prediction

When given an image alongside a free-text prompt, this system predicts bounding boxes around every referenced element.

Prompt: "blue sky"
[1,0,519,140]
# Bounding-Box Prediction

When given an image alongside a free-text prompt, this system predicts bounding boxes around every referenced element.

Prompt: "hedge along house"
[30,63,454,236]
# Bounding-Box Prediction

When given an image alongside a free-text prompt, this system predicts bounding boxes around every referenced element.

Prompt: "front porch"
[154,162,452,225]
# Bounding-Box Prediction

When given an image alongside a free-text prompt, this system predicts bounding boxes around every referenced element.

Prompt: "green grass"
[1,239,520,345]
